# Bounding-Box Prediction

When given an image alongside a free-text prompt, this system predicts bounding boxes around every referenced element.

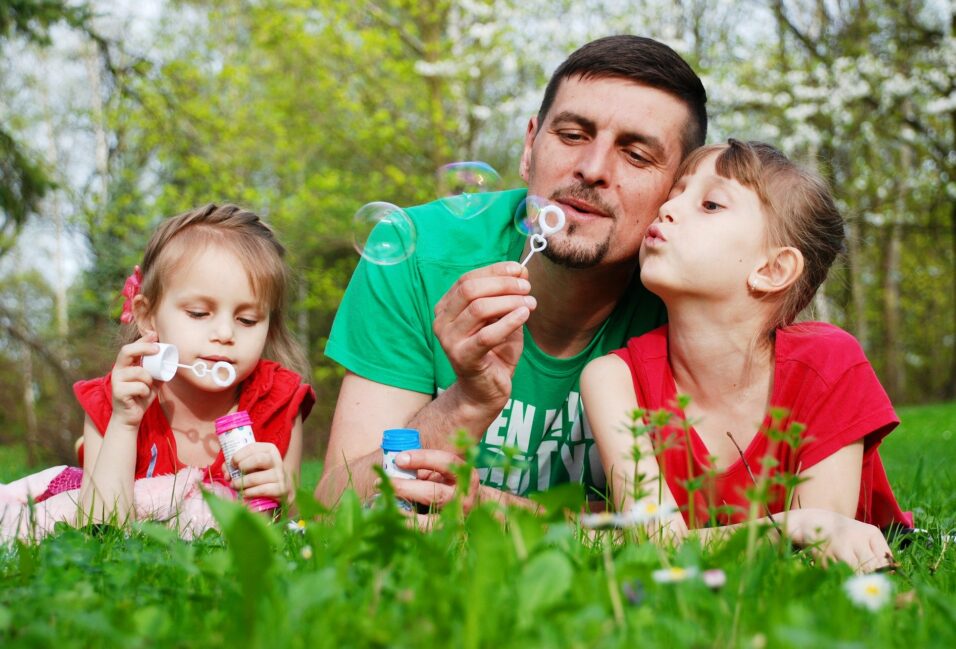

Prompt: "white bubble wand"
[519,204,566,267]
[142,342,237,387]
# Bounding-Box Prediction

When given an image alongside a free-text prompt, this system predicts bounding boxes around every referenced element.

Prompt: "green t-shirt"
[326,189,666,498]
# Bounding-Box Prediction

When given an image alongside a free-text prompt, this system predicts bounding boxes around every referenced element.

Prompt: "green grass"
[0,403,954,648]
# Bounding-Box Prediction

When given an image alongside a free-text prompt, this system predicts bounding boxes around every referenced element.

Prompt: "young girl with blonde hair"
[1,204,314,538]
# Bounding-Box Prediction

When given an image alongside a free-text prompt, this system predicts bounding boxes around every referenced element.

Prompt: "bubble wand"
[142,343,237,387]
[519,204,566,267]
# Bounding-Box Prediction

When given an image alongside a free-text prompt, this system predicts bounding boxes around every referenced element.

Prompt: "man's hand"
[389,449,480,514]
[432,261,535,423]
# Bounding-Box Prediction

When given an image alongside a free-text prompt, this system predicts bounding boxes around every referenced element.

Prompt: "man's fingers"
[394,449,464,477]
[436,267,531,320]
[392,478,457,508]
[448,305,530,365]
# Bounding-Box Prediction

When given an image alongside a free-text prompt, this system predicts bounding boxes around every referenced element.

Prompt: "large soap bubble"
[437,161,502,219]
[352,202,417,265]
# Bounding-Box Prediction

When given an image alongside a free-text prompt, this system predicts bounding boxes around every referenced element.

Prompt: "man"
[317,35,707,511]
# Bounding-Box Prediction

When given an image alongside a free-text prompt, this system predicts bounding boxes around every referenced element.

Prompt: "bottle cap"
[381,428,421,452]
[215,411,253,435]
[246,497,280,512]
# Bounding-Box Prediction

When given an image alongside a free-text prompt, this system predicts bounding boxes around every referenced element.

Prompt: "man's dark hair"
[537,35,707,156]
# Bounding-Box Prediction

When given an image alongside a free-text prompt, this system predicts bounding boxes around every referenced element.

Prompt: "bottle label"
[220,424,256,480]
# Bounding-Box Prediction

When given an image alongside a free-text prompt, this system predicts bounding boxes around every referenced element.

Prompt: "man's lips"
[556,197,610,219]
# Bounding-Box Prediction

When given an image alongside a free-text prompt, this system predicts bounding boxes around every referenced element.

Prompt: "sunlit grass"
[0,402,953,648]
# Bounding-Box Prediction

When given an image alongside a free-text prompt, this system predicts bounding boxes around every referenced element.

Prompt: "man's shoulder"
[404,188,528,265]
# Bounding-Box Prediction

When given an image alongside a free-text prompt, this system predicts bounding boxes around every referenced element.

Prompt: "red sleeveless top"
[613,324,912,529]
[74,359,315,482]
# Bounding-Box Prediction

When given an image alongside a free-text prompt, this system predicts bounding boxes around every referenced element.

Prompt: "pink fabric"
[0,467,237,542]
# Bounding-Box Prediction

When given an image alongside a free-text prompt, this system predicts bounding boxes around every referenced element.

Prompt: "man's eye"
[558,131,586,143]
[626,150,649,165]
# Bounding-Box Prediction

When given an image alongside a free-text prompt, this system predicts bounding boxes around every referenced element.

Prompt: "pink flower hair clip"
[120,265,143,324]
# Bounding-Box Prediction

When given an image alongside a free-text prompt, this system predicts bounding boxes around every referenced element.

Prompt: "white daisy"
[580,501,678,529]
[652,566,699,583]
[844,573,893,611]
[287,519,307,534]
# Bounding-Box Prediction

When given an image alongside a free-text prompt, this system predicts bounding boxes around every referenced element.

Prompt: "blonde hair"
[125,203,310,378]
[675,139,845,337]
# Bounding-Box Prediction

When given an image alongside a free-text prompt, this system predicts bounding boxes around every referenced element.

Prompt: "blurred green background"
[1,0,954,468]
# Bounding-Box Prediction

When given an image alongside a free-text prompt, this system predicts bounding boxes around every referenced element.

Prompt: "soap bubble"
[352,202,417,265]
[514,195,566,237]
[437,161,502,219]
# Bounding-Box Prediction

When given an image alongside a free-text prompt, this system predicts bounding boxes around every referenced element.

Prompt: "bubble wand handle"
[520,234,548,267]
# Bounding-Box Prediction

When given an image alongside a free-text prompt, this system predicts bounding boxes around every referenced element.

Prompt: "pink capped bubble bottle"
[215,411,280,513]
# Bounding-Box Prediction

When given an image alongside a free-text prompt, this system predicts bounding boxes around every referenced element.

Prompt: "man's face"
[520,75,690,269]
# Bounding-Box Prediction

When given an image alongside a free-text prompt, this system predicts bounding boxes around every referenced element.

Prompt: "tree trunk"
[881,219,903,400]
[22,342,39,467]
[845,217,868,347]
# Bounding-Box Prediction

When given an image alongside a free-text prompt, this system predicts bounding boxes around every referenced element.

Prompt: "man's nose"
[573,139,612,188]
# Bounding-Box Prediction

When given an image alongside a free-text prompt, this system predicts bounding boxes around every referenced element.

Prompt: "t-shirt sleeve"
[73,375,113,435]
[325,247,436,395]
[796,360,899,470]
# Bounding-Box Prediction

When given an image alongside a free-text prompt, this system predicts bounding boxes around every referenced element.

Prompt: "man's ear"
[749,247,804,295]
[519,116,538,183]
[132,295,156,337]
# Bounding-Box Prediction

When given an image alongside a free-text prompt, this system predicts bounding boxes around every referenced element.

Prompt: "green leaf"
[529,482,586,521]
[517,550,573,627]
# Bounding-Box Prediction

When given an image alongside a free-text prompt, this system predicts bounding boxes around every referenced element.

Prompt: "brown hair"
[676,139,845,335]
[538,35,708,156]
[125,203,310,378]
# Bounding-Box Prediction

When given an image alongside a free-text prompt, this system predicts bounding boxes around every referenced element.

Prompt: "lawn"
[0,402,953,648]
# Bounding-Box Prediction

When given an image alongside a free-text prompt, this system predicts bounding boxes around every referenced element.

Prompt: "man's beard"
[542,222,612,268]
[540,182,616,268]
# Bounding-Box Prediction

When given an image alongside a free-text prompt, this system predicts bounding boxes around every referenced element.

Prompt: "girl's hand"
[110,334,161,431]
[227,442,291,502]
[789,508,895,573]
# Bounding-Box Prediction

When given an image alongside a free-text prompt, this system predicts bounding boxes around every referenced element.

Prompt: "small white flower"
[844,574,893,611]
[287,519,307,534]
[580,512,618,530]
[702,569,727,589]
[621,501,678,525]
[652,566,699,584]
[580,501,677,530]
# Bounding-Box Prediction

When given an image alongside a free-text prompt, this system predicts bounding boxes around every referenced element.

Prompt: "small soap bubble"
[437,161,502,219]
[514,195,565,237]
[352,202,417,265]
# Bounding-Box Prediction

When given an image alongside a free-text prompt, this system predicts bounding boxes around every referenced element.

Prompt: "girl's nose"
[658,200,676,223]
[210,316,235,343]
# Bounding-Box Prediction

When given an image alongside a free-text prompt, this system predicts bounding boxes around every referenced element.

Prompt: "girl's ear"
[132,295,156,337]
[749,247,804,295]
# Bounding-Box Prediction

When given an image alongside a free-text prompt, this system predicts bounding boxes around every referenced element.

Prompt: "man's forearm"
[407,382,504,452]
[315,449,382,507]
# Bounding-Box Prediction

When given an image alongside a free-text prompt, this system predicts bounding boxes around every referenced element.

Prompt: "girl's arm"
[79,336,160,524]
[580,355,687,536]
[581,354,892,571]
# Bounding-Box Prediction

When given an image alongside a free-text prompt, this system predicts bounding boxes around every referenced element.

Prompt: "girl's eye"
[703,201,723,211]
[237,317,259,326]
[186,311,208,319]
